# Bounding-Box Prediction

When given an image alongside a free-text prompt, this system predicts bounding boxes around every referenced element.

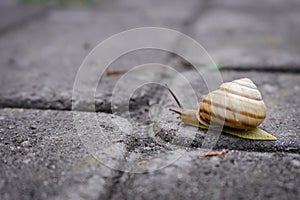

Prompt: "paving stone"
[0,0,47,34]
[0,0,200,111]
[1,106,298,199]
[183,0,300,69]
[0,108,123,200]
[1,0,300,199]
[110,150,300,200]
[155,70,300,152]
[0,108,195,198]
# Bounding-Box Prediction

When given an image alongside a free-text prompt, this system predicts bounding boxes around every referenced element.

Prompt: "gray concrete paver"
[184,0,300,69]
[1,0,300,199]
[111,150,300,200]
[0,0,47,34]
[0,0,200,111]
[1,108,299,200]
[0,108,119,200]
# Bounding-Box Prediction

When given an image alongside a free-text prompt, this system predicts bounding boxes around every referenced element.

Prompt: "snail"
[166,78,277,140]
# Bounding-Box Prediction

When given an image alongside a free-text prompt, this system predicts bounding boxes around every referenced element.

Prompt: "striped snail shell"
[166,78,276,140]
[197,78,266,130]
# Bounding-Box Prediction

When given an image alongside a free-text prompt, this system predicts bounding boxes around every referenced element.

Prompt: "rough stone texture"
[110,150,300,200]
[0,108,195,199]
[157,70,300,152]
[0,108,119,200]
[1,108,299,200]
[183,0,300,69]
[1,0,300,199]
[0,0,199,111]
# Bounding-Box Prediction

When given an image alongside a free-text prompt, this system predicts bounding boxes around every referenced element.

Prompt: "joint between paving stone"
[98,171,124,200]
[209,65,300,73]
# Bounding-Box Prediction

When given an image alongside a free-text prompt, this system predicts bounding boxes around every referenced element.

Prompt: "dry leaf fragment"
[105,68,128,76]
[201,149,229,157]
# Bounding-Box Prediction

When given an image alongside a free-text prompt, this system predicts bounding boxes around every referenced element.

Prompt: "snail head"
[165,84,200,126]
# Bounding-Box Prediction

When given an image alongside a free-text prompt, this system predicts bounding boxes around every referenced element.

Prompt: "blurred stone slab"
[0,0,199,111]
[184,0,300,69]
[157,70,300,152]
[110,150,300,200]
[0,0,47,34]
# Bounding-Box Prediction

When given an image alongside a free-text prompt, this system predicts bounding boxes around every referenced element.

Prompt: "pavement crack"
[98,171,124,200]
[219,66,300,73]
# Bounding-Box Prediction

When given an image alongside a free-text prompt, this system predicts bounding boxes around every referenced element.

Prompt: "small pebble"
[21,141,30,147]
[43,181,49,186]
[144,147,151,151]
[23,158,31,164]
[291,159,300,167]
[177,173,183,179]
[8,125,14,129]
[211,156,220,166]
[192,187,199,194]
[30,125,37,130]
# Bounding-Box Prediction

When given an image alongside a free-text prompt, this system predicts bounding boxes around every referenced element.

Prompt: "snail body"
[167,78,276,140]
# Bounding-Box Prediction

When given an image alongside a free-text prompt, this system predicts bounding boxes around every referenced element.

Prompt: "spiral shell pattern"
[197,78,266,130]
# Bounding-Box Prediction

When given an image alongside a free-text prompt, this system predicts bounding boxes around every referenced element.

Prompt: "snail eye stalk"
[165,84,183,109]
[169,108,181,115]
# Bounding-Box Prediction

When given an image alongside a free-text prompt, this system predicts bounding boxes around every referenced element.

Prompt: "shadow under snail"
[166,78,277,140]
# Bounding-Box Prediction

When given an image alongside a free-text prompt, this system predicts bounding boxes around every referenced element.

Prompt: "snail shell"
[196,78,266,130]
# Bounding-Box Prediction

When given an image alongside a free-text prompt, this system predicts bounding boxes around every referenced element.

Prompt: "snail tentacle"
[169,108,181,115]
[165,84,183,109]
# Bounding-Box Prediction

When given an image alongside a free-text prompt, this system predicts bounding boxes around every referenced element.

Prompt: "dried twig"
[105,68,128,76]
[201,149,229,157]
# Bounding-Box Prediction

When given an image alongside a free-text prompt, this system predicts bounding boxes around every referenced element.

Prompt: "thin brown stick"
[164,84,183,109]
[105,68,129,76]
[169,108,181,115]
[201,149,229,157]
